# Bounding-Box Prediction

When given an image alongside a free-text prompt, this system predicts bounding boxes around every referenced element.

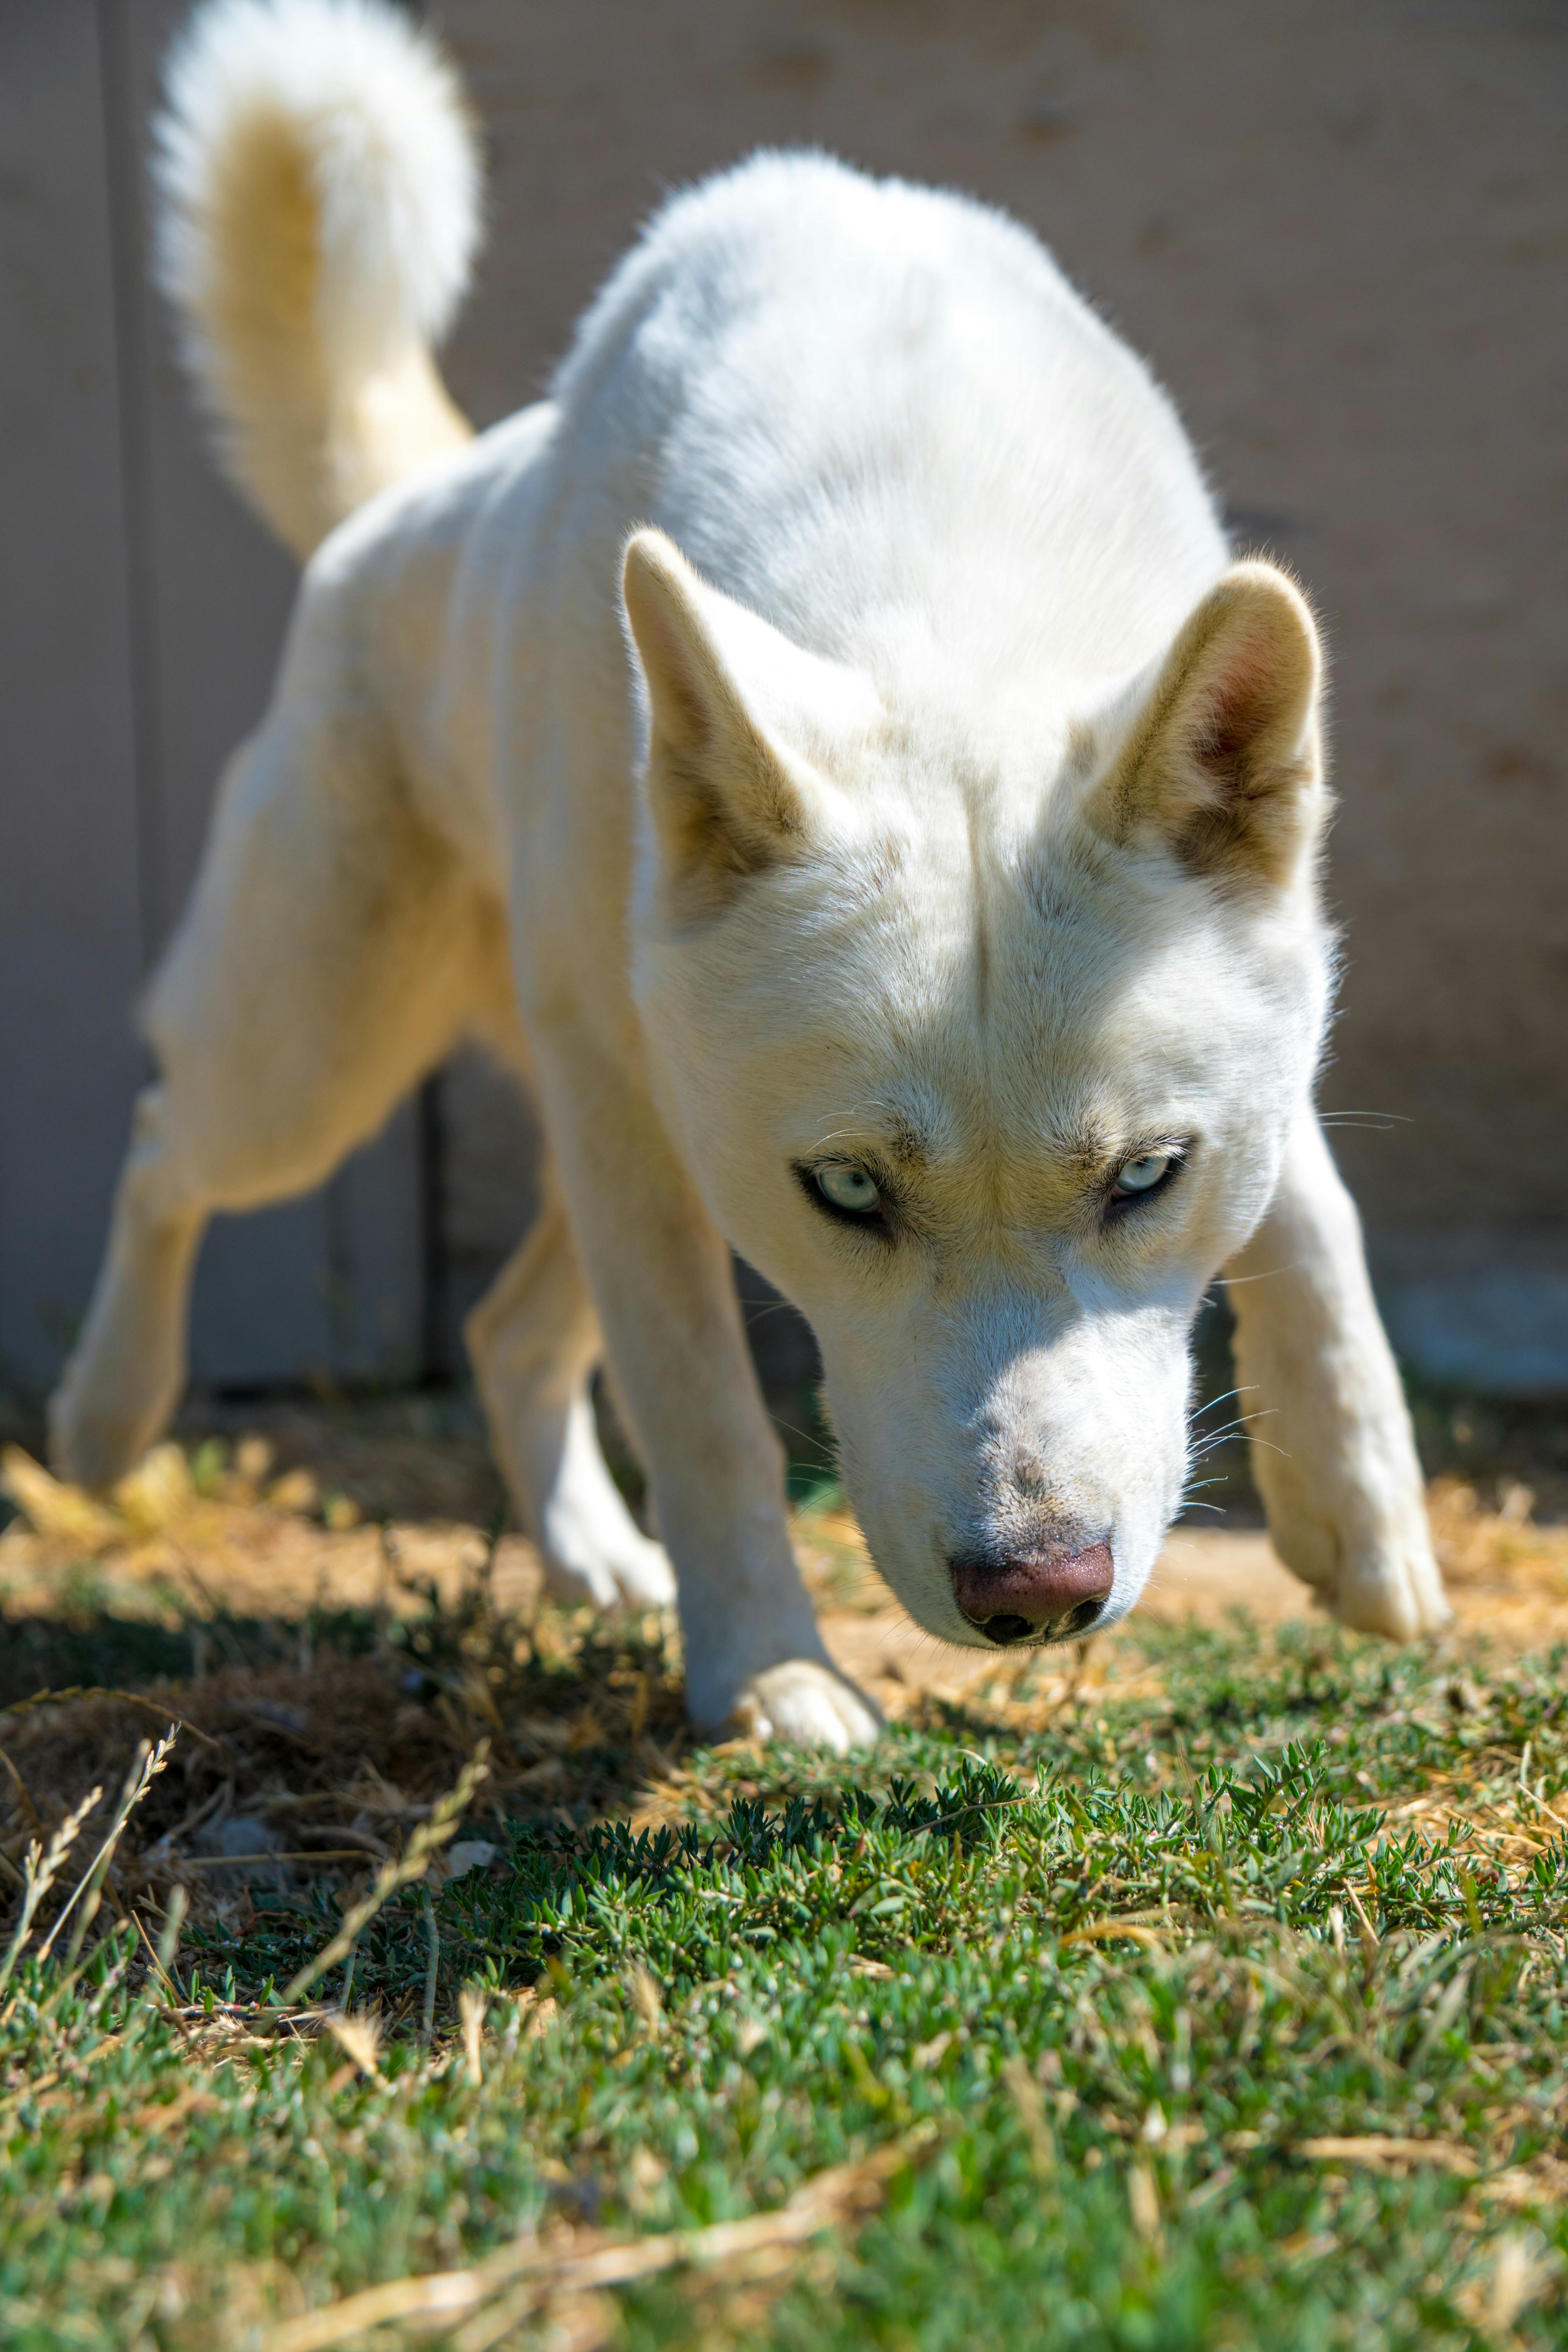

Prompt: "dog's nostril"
[975,1612,1034,1647]
[950,1542,1114,1643]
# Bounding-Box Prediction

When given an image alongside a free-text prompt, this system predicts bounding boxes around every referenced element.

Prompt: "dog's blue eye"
[815,1164,881,1215]
[1111,1152,1175,1202]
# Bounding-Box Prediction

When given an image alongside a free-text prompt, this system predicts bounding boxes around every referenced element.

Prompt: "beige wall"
[2,0,1564,1396]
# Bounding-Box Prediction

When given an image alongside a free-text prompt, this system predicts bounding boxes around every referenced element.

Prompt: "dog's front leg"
[535,1027,881,1749]
[1222,1107,1449,1638]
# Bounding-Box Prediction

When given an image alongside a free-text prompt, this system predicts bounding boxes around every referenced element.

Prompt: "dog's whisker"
[1187,1410,1278,1460]
[1317,1110,1411,1129]
[1187,1385,1256,1427]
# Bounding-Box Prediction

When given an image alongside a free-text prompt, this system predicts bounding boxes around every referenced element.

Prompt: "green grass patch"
[4,1613,1568,2347]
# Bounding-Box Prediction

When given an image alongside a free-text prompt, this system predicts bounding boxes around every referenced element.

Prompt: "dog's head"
[622,530,1332,1647]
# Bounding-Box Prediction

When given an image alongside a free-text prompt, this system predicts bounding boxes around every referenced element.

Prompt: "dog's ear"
[622,530,863,923]
[1081,562,1327,889]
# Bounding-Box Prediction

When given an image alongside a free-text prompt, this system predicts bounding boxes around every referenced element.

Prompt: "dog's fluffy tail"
[154,0,481,560]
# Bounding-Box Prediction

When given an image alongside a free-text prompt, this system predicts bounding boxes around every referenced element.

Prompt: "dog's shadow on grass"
[0,1570,710,1975]
[0,1551,1227,2019]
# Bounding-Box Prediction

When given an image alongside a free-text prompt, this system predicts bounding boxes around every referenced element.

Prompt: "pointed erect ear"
[622,530,863,923]
[1082,563,1328,889]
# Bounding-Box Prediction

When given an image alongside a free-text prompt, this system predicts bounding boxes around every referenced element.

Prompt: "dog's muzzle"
[949,1541,1114,1645]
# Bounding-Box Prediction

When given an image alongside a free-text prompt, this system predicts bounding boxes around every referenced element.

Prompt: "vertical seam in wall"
[321,1159,353,1383]
[418,1074,448,1385]
[95,0,168,973]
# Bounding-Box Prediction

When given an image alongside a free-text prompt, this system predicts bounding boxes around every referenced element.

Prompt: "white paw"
[1269,1503,1451,1641]
[721,1658,883,1752]
[1330,1531,1452,1641]
[540,1527,677,1613]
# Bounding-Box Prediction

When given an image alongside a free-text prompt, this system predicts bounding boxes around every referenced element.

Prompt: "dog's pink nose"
[950,1543,1114,1645]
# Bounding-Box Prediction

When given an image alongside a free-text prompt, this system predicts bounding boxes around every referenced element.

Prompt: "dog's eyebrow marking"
[808,1106,932,1169]
[1053,1120,1117,1178]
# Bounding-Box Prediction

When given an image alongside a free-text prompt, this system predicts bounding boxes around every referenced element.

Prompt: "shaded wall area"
[2,0,1564,1404]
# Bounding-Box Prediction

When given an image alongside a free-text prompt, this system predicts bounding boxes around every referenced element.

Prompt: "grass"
[5,1572,1568,2349]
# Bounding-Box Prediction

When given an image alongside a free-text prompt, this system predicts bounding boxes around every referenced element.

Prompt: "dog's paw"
[1329,1530,1451,1641]
[540,1528,677,1613]
[1269,1501,1451,1641]
[722,1659,883,1752]
[47,1387,149,1495]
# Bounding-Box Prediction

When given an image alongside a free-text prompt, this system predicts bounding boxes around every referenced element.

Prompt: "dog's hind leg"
[465,1171,675,1611]
[48,1089,207,1493]
[1223,1107,1450,1638]
[49,694,490,1492]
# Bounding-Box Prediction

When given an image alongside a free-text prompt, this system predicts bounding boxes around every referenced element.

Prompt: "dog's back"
[546,151,1228,700]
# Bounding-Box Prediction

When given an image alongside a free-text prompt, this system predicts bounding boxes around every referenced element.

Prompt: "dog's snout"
[950,1542,1114,1645]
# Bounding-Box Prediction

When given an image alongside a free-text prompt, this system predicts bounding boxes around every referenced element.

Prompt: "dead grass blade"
[322,2009,389,2090]
[458,1986,485,2086]
[155,1884,189,1984]
[1001,2054,1056,2177]
[259,2125,934,2352]
[36,1730,178,1967]
[1061,1914,1167,1949]
[0,1446,118,1550]
[0,1746,44,1837]
[1345,1882,1380,1964]
[626,1964,662,2034]
[419,1886,440,2042]
[1127,2159,1164,2251]
[0,1687,223,1751]
[1297,2134,1478,2176]
[0,1784,103,1993]
[1455,2231,1563,2340]
[178,1851,374,1871]
[279,1741,490,2007]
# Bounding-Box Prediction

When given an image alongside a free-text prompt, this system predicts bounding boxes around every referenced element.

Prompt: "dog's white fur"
[51,0,1449,1748]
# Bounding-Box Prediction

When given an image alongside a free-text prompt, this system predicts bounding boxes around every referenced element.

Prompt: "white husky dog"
[51,0,1448,1747]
